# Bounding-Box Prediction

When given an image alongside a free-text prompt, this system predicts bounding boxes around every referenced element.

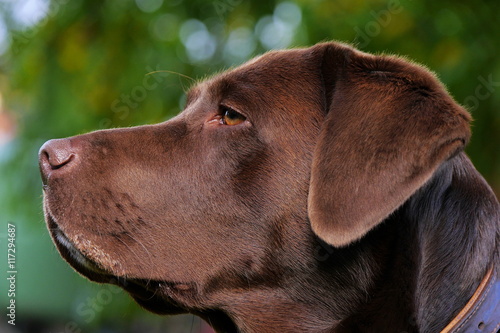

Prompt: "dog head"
[39,42,470,322]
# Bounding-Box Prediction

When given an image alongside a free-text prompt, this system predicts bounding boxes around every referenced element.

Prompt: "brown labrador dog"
[39,42,499,333]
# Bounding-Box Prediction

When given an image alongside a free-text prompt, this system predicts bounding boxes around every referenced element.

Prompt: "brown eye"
[221,107,246,126]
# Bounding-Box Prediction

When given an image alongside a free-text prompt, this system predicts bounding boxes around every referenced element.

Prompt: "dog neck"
[202,154,498,333]
[202,219,395,332]
[407,154,498,331]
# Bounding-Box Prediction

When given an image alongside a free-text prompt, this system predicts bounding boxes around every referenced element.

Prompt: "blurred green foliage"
[0,0,498,331]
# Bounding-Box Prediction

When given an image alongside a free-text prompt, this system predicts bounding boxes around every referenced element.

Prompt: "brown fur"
[39,42,499,333]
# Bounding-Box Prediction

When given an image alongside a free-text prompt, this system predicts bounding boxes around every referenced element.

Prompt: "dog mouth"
[45,212,188,314]
[52,222,109,276]
[46,214,145,289]
[46,213,127,284]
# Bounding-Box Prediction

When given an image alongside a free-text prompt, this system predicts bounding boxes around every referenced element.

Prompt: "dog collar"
[440,266,500,333]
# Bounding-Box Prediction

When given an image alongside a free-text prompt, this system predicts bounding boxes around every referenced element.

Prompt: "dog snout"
[39,138,76,184]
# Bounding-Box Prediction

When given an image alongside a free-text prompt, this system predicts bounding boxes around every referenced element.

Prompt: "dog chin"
[54,227,108,275]
[46,213,187,315]
[46,213,115,281]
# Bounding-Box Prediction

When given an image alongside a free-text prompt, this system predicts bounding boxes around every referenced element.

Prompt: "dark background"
[0,0,499,332]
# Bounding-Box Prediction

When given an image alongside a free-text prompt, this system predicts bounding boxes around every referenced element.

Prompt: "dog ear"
[308,43,471,247]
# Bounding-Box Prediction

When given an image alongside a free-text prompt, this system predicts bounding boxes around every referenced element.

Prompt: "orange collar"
[440,266,499,333]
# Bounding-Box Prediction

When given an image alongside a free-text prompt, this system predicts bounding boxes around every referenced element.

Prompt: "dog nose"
[39,139,76,184]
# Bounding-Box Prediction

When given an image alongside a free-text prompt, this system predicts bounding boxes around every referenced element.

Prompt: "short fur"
[39,42,499,333]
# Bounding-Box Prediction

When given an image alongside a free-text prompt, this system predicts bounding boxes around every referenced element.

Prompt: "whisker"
[146,70,196,82]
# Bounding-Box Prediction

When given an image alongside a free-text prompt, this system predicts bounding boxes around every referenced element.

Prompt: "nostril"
[39,139,76,181]
[44,149,74,170]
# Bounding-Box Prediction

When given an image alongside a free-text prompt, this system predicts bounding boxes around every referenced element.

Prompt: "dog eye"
[221,106,246,126]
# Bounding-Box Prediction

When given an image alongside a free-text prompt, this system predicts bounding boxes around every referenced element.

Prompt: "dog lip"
[47,214,133,280]
[45,214,188,314]
[51,222,111,276]
[46,212,113,277]
[50,220,157,293]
